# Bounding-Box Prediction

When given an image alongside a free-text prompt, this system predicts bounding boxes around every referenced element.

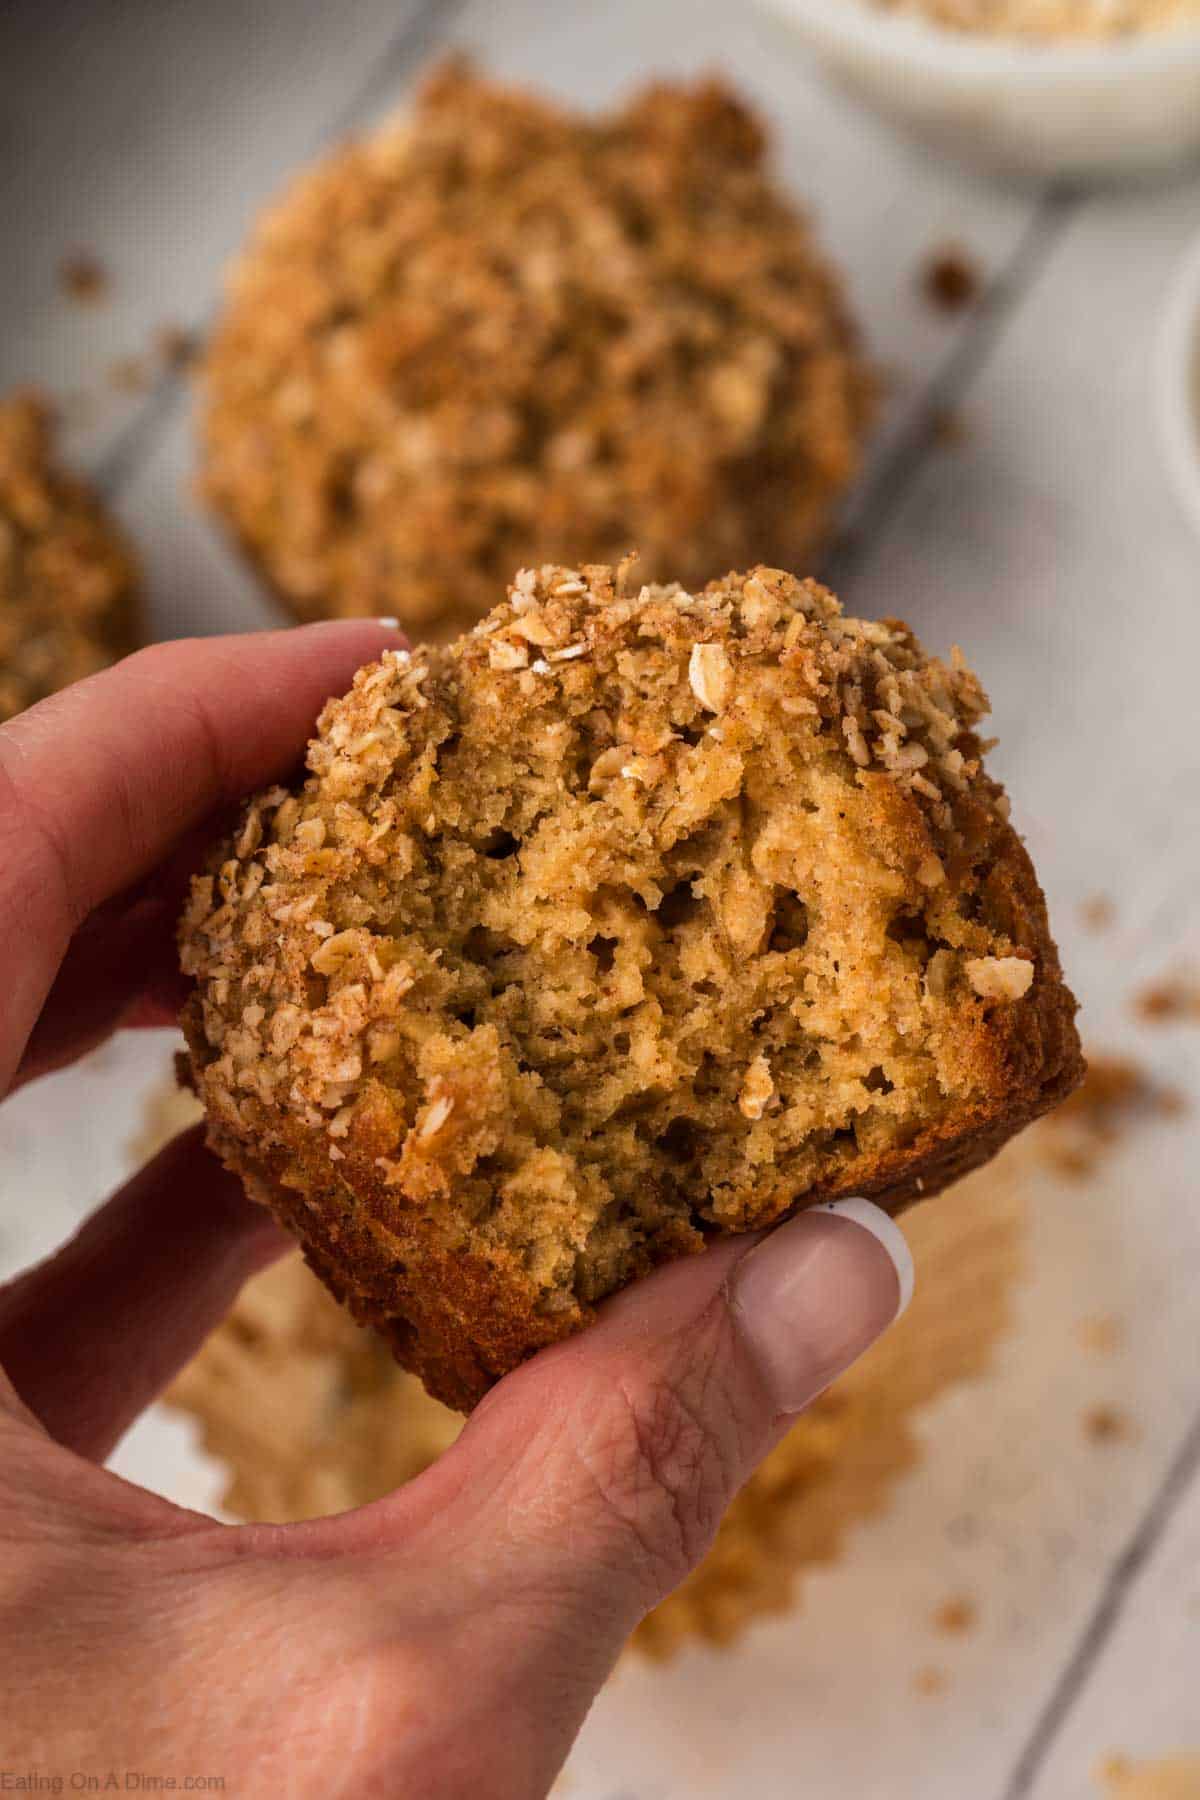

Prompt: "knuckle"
[0,734,75,929]
[574,1324,747,1599]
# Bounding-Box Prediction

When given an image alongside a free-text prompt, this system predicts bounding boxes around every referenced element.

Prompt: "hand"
[0,627,911,1798]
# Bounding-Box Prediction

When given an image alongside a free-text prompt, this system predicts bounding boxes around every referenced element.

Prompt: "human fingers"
[298,1202,911,1798]
[0,1124,289,1460]
[0,619,405,1093]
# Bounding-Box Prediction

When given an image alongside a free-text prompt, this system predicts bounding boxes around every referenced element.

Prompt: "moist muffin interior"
[181,561,1081,1405]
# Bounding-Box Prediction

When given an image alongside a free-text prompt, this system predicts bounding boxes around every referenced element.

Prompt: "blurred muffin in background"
[169,1149,1023,1655]
[199,61,871,639]
[0,392,139,722]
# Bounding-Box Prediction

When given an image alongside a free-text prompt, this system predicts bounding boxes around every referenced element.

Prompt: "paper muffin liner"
[169,1149,1024,1655]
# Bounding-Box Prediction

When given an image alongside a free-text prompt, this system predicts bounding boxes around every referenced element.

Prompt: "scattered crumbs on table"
[109,327,200,397]
[109,355,151,394]
[155,322,200,370]
[1076,1314,1125,1356]
[932,1596,977,1636]
[1039,1053,1187,1179]
[1079,893,1116,932]
[1133,974,1200,1024]
[60,250,109,304]
[920,244,981,313]
[1096,1752,1200,1797]
[1083,1404,1137,1446]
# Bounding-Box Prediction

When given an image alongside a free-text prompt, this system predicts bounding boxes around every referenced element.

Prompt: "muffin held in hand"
[180,562,1082,1409]
[0,392,139,722]
[199,61,870,638]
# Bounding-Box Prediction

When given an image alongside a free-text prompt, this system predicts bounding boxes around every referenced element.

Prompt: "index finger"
[0,620,403,1093]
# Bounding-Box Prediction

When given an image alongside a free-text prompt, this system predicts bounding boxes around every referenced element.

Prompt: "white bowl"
[1157,229,1200,544]
[754,0,1200,182]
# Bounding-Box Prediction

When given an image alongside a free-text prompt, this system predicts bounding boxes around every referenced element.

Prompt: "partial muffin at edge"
[0,391,139,722]
[180,560,1082,1408]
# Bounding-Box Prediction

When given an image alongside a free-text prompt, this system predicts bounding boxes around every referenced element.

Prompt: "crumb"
[1133,976,1200,1024]
[1039,1053,1184,1179]
[921,245,981,313]
[932,1596,977,1635]
[60,250,109,304]
[1042,1143,1098,1179]
[931,407,970,449]
[1084,1405,1136,1445]
[1079,895,1115,932]
[1097,1752,1200,1797]
[1055,1057,1145,1130]
[1077,1315,1124,1355]
[913,1666,949,1696]
[155,324,199,371]
[109,355,150,394]
[103,327,200,404]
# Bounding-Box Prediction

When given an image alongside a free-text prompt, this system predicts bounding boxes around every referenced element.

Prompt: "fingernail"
[812,1198,915,1318]
[728,1198,914,1416]
[376,616,401,630]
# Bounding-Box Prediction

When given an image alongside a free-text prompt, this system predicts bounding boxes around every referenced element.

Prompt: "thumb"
[341,1198,912,1790]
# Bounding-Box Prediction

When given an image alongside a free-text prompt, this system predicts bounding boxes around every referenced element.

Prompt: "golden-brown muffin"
[180,561,1082,1409]
[0,391,139,722]
[199,63,871,638]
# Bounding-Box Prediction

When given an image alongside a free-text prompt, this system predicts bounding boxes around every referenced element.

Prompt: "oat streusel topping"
[180,560,1081,1409]
[0,392,139,722]
[200,63,871,638]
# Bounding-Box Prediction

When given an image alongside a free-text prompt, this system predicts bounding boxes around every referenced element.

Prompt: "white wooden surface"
[2,1,1199,1793]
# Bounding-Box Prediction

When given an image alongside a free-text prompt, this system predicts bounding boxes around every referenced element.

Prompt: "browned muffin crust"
[0,391,139,721]
[180,561,1082,1409]
[199,62,871,638]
